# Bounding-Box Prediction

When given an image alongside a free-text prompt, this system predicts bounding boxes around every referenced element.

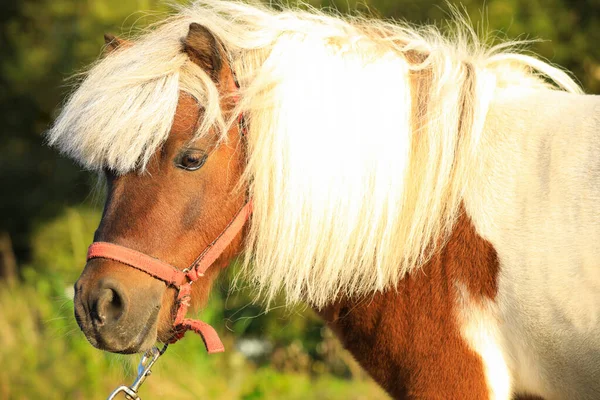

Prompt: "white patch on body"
[464,89,600,399]
[455,283,512,400]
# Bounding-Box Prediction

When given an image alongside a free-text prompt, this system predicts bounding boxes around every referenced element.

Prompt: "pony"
[47,1,600,399]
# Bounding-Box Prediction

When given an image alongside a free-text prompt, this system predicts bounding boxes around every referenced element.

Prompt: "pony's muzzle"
[74,259,164,354]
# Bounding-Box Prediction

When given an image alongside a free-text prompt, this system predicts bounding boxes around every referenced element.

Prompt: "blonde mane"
[47,0,582,308]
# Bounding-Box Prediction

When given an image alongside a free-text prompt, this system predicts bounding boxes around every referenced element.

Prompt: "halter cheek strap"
[86,200,253,354]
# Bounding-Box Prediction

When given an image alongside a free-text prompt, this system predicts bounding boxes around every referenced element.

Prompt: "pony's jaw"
[73,259,170,354]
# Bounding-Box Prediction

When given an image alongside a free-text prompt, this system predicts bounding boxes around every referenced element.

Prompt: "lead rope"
[107,344,168,400]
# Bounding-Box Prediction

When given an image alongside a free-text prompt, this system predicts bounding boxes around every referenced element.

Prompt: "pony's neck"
[317,209,499,399]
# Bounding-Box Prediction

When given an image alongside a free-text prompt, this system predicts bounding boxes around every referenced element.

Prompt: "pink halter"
[86,200,252,353]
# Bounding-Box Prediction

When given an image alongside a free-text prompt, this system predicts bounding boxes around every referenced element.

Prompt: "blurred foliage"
[0,0,598,398]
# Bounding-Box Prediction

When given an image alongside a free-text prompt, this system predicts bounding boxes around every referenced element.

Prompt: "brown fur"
[74,25,245,351]
[318,211,500,399]
[95,92,244,340]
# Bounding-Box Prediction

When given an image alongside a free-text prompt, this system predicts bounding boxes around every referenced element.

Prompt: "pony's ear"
[182,23,223,82]
[103,33,128,54]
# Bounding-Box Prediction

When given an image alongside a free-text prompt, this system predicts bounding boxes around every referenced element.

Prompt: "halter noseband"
[87,201,252,353]
[87,66,251,354]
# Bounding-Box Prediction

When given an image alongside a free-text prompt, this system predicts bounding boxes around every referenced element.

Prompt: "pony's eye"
[175,151,207,171]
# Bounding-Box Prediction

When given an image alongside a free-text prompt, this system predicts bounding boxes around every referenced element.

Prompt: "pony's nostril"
[92,287,125,326]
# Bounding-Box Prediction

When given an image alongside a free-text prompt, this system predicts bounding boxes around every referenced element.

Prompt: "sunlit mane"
[47,0,581,308]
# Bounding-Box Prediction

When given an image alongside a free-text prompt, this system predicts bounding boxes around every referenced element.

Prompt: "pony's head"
[68,25,246,353]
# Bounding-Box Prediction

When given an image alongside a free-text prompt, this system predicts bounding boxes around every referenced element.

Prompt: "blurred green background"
[0,0,598,399]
